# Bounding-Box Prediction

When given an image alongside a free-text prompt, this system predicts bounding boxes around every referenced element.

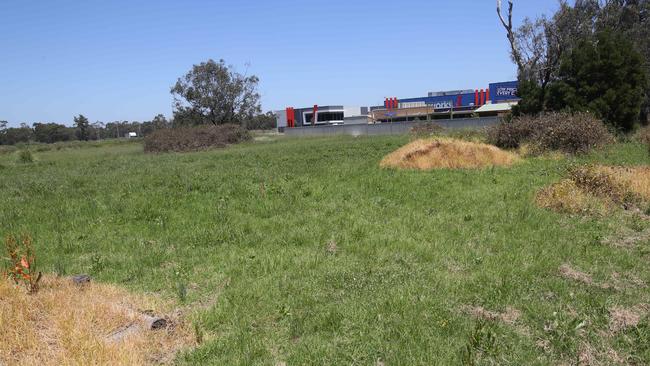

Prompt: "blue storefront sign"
[489,81,519,103]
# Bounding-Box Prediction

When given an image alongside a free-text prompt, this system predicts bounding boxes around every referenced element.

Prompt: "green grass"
[1,136,649,365]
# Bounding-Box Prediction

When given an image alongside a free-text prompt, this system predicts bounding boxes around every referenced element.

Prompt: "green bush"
[143,124,251,153]
[487,112,614,154]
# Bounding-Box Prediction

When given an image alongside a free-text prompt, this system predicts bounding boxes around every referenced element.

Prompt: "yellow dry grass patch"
[536,165,650,215]
[593,165,650,202]
[536,179,613,215]
[0,276,194,365]
[380,138,520,170]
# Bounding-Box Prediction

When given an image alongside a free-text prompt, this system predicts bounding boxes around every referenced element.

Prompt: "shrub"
[144,124,251,153]
[486,115,536,149]
[16,150,34,164]
[487,112,614,154]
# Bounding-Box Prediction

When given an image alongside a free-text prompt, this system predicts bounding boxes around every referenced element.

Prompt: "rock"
[107,323,140,343]
[72,274,91,285]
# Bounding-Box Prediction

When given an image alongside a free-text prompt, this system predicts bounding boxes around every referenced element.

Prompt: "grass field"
[1,135,649,365]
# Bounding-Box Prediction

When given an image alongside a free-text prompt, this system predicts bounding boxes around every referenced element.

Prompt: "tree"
[91,121,104,140]
[598,0,650,123]
[546,30,647,131]
[171,59,261,126]
[0,120,7,130]
[74,114,90,141]
[497,1,600,111]
[246,112,277,130]
[151,114,169,129]
[32,123,75,143]
[498,0,650,123]
[1,126,32,145]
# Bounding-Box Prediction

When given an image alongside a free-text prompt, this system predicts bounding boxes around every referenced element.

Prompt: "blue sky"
[0,0,560,126]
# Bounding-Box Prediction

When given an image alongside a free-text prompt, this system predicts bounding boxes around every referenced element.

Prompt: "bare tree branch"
[497,0,525,75]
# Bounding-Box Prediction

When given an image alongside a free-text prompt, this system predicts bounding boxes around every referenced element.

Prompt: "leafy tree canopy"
[547,30,647,131]
[74,114,90,141]
[171,59,261,126]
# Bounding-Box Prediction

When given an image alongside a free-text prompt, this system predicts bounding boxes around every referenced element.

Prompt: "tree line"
[497,0,650,132]
[0,113,276,146]
[1,58,276,145]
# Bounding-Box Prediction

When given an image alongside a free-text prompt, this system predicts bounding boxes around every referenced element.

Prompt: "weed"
[16,150,34,164]
[194,323,204,345]
[544,311,587,357]
[627,215,646,233]
[54,262,66,277]
[90,254,106,273]
[3,234,42,293]
[177,281,187,304]
[460,321,500,366]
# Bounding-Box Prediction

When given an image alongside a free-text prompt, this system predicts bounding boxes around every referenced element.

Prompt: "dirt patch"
[578,342,599,366]
[380,138,520,170]
[461,305,521,325]
[0,275,194,365]
[609,304,649,333]
[559,264,596,286]
[559,264,647,291]
[326,240,338,254]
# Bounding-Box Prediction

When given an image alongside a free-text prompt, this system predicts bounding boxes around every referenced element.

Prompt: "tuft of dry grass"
[0,275,194,365]
[461,305,522,326]
[609,304,649,333]
[591,166,650,202]
[536,165,650,215]
[536,179,613,215]
[380,138,520,170]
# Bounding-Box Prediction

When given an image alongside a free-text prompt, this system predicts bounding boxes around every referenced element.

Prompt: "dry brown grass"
[536,179,613,215]
[380,138,520,170]
[536,165,650,215]
[460,305,522,325]
[609,304,649,333]
[591,166,650,202]
[0,275,194,365]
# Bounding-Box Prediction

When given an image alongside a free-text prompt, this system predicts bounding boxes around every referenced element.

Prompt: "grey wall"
[283,117,500,137]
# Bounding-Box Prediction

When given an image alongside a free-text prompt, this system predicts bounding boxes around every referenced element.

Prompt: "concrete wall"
[283,117,500,137]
